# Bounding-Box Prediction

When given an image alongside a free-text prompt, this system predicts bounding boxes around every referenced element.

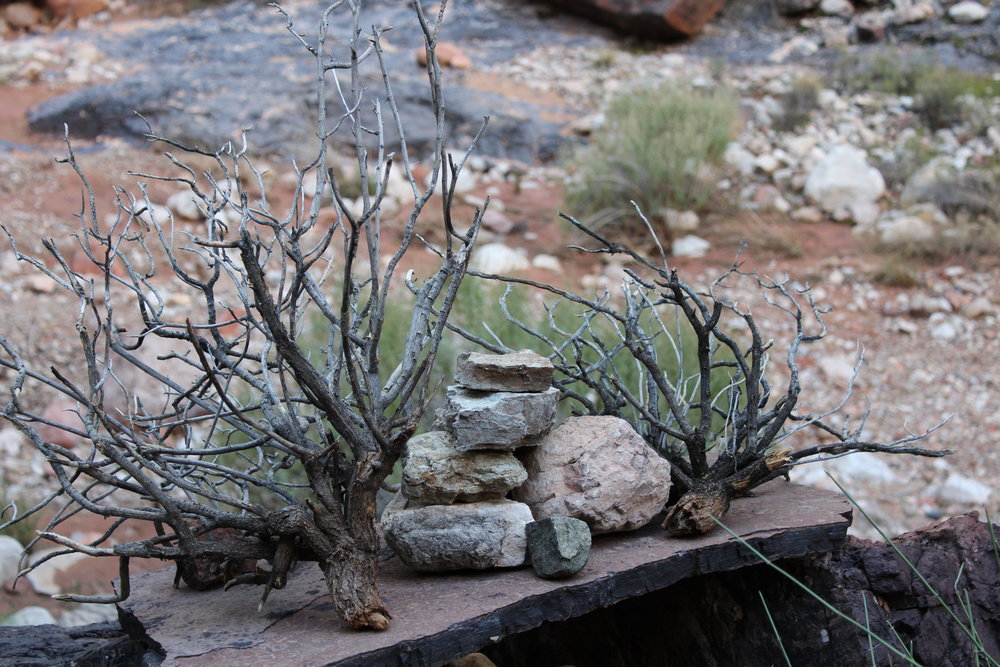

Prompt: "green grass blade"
[759,591,793,667]
[711,516,921,665]
[827,473,1000,666]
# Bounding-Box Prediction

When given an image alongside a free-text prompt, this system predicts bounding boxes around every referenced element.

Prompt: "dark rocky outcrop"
[26,0,601,162]
[536,0,727,41]
[485,512,1000,666]
[0,621,146,667]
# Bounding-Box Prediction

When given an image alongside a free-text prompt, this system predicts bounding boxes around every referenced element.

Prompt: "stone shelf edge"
[117,482,852,667]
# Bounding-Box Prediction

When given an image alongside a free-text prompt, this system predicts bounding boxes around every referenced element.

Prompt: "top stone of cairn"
[455,350,555,393]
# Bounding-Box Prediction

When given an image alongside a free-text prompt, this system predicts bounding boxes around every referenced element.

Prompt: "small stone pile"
[381,350,560,574]
[381,350,675,579]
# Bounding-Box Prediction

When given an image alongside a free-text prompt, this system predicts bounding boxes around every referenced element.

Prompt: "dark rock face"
[536,0,727,40]
[485,513,1000,666]
[26,0,602,162]
[0,621,147,667]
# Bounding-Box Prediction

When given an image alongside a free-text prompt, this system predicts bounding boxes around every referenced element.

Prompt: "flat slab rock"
[117,483,851,667]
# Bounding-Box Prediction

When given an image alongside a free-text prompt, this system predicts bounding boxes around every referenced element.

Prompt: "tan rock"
[415,42,471,69]
[3,2,43,30]
[514,416,672,534]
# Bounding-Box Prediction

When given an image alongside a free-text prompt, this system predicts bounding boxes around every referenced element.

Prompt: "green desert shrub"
[565,82,740,233]
[831,50,1000,130]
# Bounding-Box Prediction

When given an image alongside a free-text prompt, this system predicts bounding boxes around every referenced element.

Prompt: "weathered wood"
[117,482,851,666]
[538,0,728,40]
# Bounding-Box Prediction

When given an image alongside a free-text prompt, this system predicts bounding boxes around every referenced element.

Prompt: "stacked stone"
[380,350,560,573]
[381,350,675,580]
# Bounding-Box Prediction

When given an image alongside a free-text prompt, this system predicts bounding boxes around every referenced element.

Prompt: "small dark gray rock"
[526,516,591,579]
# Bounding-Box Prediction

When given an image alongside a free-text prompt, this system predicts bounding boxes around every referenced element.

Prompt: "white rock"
[822,25,852,48]
[767,35,820,63]
[784,134,819,158]
[819,0,854,16]
[385,167,413,205]
[472,243,530,274]
[426,167,476,195]
[671,235,710,258]
[929,320,960,340]
[0,535,25,587]
[129,202,172,226]
[804,144,885,213]
[299,171,326,198]
[514,416,673,534]
[963,296,997,319]
[948,1,988,23]
[879,215,934,245]
[791,452,898,489]
[1,606,57,627]
[938,473,992,505]
[25,549,88,596]
[165,191,202,221]
[381,494,532,571]
[818,353,856,385]
[754,153,782,174]
[531,254,562,272]
[58,603,117,627]
[850,201,881,226]
[908,293,953,316]
[791,206,824,223]
[481,208,515,235]
[893,2,937,24]
[724,142,756,176]
[663,209,700,233]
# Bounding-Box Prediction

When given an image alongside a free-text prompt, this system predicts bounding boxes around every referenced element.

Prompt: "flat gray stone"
[443,386,559,451]
[455,350,555,393]
[526,517,591,579]
[401,431,528,504]
[380,494,533,571]
[116,483,852,667]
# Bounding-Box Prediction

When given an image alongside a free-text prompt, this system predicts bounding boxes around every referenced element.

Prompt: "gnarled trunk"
[320,545,390,631]
[662,479,731,536]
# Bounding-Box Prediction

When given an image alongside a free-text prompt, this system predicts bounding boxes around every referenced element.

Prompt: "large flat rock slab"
[117,482,851,667]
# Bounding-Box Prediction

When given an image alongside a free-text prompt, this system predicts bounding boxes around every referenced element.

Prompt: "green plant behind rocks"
[565,82,739,233]
[831,50,1000,130]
